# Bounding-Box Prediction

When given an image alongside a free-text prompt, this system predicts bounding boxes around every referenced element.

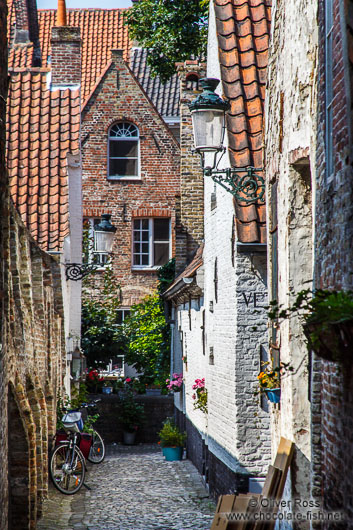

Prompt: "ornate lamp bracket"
[204,165,265,204]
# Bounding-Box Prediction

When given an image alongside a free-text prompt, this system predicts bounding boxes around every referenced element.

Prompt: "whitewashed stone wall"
[264,0,318,513]
[170,0,272,478]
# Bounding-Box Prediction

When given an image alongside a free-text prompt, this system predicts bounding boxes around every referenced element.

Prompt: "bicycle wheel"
[50,442,86,494]
[87,430,105,464]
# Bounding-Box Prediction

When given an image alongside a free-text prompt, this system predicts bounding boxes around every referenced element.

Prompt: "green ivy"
[81,267,126,369]
[125,0,209,82]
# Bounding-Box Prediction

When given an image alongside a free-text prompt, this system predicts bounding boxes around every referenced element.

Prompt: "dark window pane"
[133,254,141,266]
[134,243,141,254]
[109,158,137,176]
[133,220,141,230]
[154,242,169,266]
[141,219,149,230]
[141,230,149,241]
[116,311,124,324]
[109,140,138,157]
[154,219,170,241]
[142,254,149,265]
[142,243,149,253]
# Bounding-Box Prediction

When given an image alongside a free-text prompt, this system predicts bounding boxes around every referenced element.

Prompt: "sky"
[37,0,132,8]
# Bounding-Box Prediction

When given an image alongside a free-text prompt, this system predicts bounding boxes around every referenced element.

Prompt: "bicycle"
[80,400,105,464]
[50,411,86,494]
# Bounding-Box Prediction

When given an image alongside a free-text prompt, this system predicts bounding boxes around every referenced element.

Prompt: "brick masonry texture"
[85,393,174,444]
[314,1,353,526]
[0,202,67,530]
[264,0,316,519]
[175,62,205,273]
[81,51,180,306]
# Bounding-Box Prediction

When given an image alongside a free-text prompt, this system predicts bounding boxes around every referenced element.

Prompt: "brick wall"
[51,26,81,86]
[314,1,353,525]
[81,49,180,307]
[87,393,174,444]
[1,204,66,529]
[175,61,205,273]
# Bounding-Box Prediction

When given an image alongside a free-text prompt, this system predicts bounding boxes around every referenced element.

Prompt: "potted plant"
[102,380,113,394]
[166,373,183,393]
[269,289,353,362]
[158,418,186,461]
[118,389,145,445]
[192,378,208,413]
[257,363,281,403]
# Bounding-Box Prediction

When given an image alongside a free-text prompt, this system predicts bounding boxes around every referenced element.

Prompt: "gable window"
[132,218,170,268]
[83,218,110,267]
[108,122,139,179]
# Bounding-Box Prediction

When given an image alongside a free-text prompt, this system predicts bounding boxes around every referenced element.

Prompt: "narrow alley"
[38,444,215,530]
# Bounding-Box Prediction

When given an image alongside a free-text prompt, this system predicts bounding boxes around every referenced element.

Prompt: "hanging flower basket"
[265,388,281,404]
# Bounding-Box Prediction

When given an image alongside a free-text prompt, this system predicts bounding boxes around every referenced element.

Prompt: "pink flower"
[192,394,196,400]
[125,378,132,383]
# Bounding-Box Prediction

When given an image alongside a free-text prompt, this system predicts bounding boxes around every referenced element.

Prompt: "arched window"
[108,122,139,179]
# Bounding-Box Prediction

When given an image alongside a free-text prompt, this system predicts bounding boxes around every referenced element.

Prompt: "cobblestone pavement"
[37,444,215,530]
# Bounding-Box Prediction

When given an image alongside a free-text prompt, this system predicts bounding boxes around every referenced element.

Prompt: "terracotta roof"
[130,48,180,117]
[38,9,131,102]
[9,43,34,68]
[163,244,204,301]
[214,0,271,243]
[7,69,80,252]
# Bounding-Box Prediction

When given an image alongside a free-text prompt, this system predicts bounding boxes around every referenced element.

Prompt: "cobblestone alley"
[38,444,215,530]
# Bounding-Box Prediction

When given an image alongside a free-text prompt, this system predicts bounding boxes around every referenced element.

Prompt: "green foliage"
[82,413,99,435]
[122,293,170,387]
[158,418,186,447]
[268,289,353,361]
[157,258,175,296]
[81,268,127,369]
[118,389,145,432]
[125,0,209,82]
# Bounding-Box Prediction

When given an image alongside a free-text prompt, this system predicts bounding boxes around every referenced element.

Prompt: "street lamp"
[65,214,117,281]
[189,78,265,204]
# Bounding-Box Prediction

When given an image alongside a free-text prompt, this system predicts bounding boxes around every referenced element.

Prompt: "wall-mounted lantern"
[189,78,265,204]
[65,214,117,281]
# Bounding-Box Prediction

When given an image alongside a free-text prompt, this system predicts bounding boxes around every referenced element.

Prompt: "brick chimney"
[51,0,81,86]
[175,61,206,272]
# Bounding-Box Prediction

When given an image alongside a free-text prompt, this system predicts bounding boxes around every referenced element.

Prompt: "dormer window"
[108,122,140,179]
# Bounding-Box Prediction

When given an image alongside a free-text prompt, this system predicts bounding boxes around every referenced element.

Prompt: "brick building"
[1,0,73,527]
[313,0,353,526]
[35,6,181,366]
[80,48,180,312]
[164,1,272,498]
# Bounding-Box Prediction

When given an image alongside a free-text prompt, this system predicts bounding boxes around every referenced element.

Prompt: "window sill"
[107,176,142,182]
[131,267,161,272]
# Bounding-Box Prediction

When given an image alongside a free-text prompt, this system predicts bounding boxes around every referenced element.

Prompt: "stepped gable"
[38,9,131,102]
[130,48,180,117]
[214,0,271,244]
[6,69,80,252]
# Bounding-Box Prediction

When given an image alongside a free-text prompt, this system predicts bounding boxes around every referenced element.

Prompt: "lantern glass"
[191,108,225,152]
[94,230,115,253]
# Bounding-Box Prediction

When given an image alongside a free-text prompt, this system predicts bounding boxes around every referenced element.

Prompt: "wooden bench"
[210,437,294,530]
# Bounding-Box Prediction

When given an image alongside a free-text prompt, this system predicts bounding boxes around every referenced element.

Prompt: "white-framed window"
[108,122,140,179]
[116,308,131,324]
[132,218,171,269]
[325,0,334,180]
[83,218,110,267]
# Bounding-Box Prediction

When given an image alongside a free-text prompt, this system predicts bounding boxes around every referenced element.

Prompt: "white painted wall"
[61,152,83,395]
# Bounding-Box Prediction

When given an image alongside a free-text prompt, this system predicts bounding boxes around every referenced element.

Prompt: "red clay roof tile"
[7,69,80,252]
[215,0,271,244]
